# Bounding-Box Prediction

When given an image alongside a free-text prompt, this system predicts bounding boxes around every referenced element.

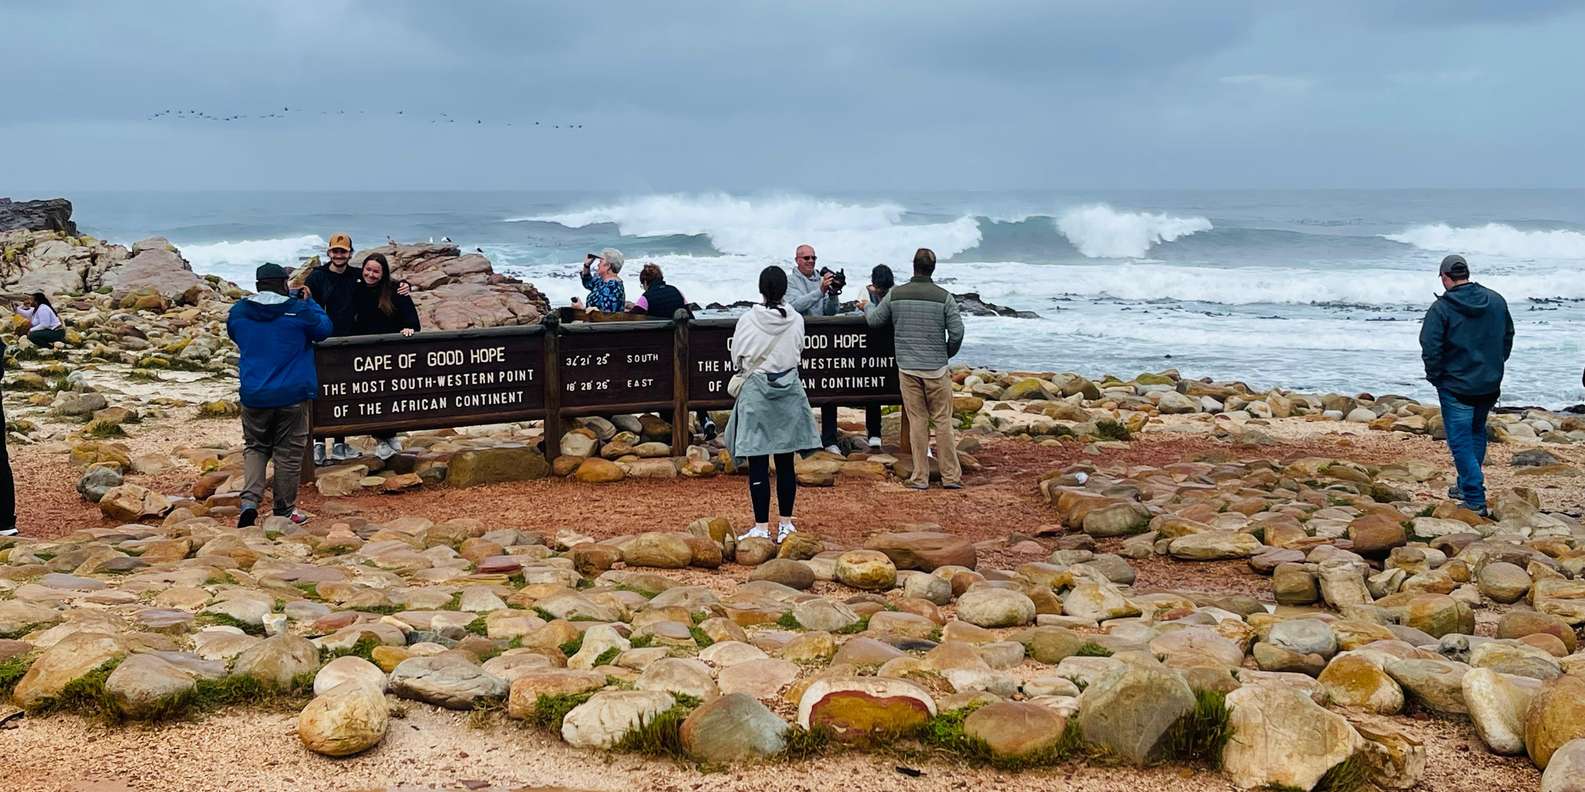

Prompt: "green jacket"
[864,275,964,372]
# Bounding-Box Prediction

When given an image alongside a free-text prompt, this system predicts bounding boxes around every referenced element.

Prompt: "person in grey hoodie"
[864,248,965,489]
[1419,254,1513,515]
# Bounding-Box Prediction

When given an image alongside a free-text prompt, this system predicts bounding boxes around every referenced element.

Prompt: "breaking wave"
[1385,223,1585,259]
[1054,204,1213,258]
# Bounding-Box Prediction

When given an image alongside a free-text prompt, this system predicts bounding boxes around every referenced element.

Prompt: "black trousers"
[1,386,15,530]
[747,453,797,523]
[820,404,884,446]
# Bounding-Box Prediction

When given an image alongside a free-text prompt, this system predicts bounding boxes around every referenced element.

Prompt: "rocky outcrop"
[1,230,220,303]
[295,242,552,330]
[0,197,77,234]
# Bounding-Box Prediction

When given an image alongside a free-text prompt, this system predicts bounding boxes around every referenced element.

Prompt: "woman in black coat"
[349,253,420,336]
[349,253,420,458]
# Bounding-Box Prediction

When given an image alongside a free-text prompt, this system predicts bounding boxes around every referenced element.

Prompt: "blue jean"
[1438,389,1494,511]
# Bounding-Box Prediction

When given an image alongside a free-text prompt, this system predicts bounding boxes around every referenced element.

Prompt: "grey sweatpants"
[241,401,309,516]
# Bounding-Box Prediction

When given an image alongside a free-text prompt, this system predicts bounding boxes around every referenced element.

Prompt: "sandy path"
[0,704,1539,792]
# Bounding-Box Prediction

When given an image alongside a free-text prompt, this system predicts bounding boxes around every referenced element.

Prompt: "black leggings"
[747,453,797,523]
[820,404,883,446]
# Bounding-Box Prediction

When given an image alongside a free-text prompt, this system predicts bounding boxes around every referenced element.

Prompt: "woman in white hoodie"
[723,267,820,542]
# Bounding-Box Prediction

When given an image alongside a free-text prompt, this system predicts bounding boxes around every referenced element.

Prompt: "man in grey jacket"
[788,244,845,452]
[864,247,964,489]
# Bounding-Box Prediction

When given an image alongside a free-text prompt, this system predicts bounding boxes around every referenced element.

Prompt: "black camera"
[819,266,847,294]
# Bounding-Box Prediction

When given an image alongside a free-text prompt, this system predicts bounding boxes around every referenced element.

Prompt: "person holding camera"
[572,248,626,313]
[787,244,850,453]
[226,263,333,527]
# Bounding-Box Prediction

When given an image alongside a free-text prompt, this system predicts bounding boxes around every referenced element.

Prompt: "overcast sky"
[5,1,1583,191]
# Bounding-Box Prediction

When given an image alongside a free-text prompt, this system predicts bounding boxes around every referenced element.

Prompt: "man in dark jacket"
[864,248,965,489]
[305,233,359,464]
[227,263,333,528]
[1419,254,1513,515]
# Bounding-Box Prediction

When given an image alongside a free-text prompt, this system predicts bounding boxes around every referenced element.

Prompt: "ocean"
[66,190,1585,408]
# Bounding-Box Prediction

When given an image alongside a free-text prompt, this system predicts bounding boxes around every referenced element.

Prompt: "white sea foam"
[518,193,982,264]
[1054,204,1212,258]
[1385,223,1585,260]
[180,234,327,281]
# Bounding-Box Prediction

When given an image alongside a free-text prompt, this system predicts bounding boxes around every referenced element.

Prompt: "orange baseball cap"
[328,233,353,252]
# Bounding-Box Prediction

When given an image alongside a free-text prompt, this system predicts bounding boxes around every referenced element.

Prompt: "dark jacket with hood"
[226,292,334,409]
[1419,282,1513,402]
[305,264,360,335]
[641,280,687,320]
[348,284,421,336]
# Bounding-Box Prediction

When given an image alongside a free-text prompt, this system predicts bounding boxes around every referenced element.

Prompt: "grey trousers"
[241,401,309,516]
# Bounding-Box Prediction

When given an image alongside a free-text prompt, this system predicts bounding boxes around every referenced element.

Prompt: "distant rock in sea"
[0,197,78,235]
[290,242,552,330]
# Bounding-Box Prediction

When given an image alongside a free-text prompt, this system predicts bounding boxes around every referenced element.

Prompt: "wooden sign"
[312,326,547,435]
[687,316,900,408]
[309,315,901,458]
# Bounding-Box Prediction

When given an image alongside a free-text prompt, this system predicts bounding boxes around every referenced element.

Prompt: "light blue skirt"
[723,370,821,461]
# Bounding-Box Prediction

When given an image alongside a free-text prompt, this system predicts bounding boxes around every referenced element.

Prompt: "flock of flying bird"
[142,106,584,129]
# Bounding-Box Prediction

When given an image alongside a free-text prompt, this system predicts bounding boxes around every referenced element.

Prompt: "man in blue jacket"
[227,262,333,527]
[1419,254,1513,516]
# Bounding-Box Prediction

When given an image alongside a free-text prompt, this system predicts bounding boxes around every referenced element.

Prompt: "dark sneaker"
[943,482,963,490]
[904,480,929,491]
[701,419,718,441]
[1446,485,1460,499]
[237,506,258,528]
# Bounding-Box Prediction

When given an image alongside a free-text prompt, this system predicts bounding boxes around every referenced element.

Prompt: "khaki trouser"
[898,371,960,486]
[241,401,310,516]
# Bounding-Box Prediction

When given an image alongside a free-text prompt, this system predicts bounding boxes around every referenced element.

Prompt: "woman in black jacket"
[349,253,420,458]
[349,253,421,337]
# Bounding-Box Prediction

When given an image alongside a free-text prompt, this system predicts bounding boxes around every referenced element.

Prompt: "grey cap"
[1439,254,1469,279]
[255,262,291,281]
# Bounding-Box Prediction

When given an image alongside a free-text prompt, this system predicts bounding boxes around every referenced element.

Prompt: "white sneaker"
[0,526,18,537]
[737,524,771,541]
[332,442,356,460]
[374,440,396,460]
[868,436,882,449]
[776,521,796,543]
[824,444,842,455]
[928,446,936,459]
[387,436,404,454]
[313,444,327,466]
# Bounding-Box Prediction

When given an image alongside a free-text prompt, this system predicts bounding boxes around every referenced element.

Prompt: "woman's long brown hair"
[366,253,396,316]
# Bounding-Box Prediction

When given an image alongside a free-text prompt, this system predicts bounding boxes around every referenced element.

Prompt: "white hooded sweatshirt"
[730,304,805,375]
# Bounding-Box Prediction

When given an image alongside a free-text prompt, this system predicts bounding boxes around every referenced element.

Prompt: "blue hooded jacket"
[226,292,333,408]
[1419,282,1514,402]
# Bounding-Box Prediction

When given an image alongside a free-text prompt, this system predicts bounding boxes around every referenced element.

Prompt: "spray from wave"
[517,193,981,264]
[1054,204,1213,258]
[180,234,327,282]
[1385,223,1585,260]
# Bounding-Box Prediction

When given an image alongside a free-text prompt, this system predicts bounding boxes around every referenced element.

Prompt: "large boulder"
[1075,660,1195,765]
[1542,739,1585,792]
[298,680,390,757]
[1463,668,1543,755]
[104,653,221,719]
[956,588,1036,628]
[796,677,936,741]
[620,533,694,569]
[833,550,897,591]
[445,446,549,487]
[101,240,211,301]
[1318,653,1403,714]
[232,633,319,689]
[1223,684,1365,790]
[344,243,550,329]
[963,701,1069,761]
[863,530,976,571]
[679,693,789,763]
[561,690,676,749]
[389,655,507,709]
[11,633,127,710]
[1526,675,1585,770]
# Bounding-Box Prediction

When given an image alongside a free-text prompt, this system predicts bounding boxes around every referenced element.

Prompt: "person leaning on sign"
[635,263,717,439]
[571,248,626,313]
[226,262,333,528]
[723,266,821,543]
[348,252,421,459]
[863,248,964,490]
